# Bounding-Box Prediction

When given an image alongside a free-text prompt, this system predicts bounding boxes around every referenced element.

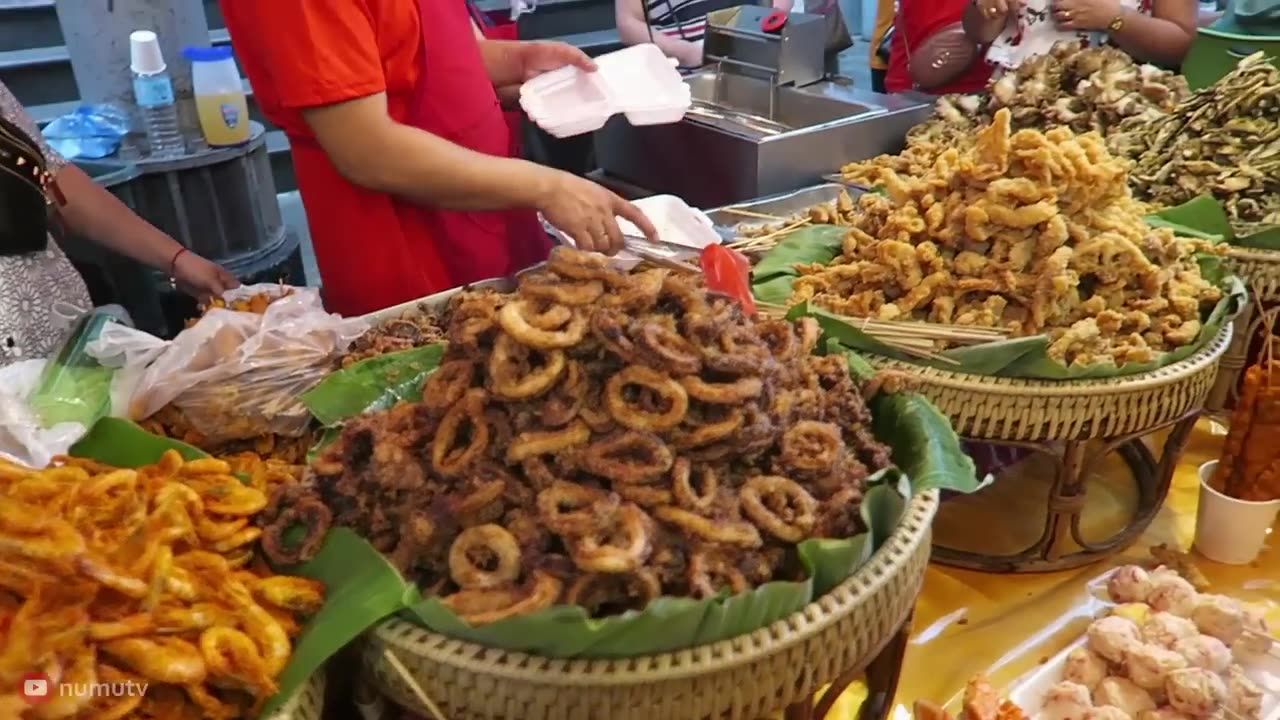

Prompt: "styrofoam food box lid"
[519,43,689,133]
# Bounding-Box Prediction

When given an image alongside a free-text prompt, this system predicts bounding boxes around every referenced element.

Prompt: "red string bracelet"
[168,247,189,278]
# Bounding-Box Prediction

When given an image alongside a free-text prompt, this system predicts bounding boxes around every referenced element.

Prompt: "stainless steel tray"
[705,183,858,234]
[357,275,518,326]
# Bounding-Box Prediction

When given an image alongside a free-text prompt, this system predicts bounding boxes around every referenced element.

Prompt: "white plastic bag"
[123,284,368,443]
[0,360,85,468]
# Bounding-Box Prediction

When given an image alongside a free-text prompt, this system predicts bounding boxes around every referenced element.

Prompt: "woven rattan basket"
[363,490,939,720]
[866,325,1232,441]
[1226,247,1280,302]
[264,669,326,720]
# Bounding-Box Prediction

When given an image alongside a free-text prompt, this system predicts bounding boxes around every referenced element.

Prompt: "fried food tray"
[706,183,857,235]
[355,276,520,327]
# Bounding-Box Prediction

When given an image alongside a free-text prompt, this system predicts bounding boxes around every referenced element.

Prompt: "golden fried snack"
[805,108,1223,368]
[261,247,894,624]
[0,450,325,719]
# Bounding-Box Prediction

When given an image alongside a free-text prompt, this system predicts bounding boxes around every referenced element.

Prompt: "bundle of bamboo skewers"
[755,301,1012,363]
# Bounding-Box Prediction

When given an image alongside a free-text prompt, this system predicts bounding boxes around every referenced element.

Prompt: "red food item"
[701,245,756,315]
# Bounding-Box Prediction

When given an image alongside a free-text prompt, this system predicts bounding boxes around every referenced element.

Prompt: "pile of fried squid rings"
[0,450,325,719]
[262,247,894,624]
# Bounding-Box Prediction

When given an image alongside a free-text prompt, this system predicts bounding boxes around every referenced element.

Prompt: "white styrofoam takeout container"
[520,43,691,138]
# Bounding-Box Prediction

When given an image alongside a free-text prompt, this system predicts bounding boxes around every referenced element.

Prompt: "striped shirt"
[645,0,729,41]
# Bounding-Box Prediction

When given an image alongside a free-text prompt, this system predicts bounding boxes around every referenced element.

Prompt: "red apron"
[410,0,552,284]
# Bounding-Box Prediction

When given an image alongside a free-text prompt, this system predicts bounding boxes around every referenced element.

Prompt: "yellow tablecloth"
[820,420,1280,720]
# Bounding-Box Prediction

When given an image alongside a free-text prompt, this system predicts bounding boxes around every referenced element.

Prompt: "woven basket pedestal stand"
[264,668,325,720]
[360,491,939,720]
[868,326,1231,573]
[1208,248,1280,412]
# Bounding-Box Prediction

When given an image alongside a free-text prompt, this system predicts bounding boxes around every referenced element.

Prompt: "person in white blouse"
[0,81,236,365]
[964,0,1198,70]
[616,0,797,68]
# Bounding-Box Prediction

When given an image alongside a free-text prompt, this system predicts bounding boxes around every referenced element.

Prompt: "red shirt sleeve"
[222,0,387,109]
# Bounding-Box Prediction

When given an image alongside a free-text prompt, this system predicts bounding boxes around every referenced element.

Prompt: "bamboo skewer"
[727,218,813,253]
[717,207,790,221]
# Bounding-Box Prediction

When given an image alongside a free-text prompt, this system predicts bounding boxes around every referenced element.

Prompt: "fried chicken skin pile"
[796,108,1223,368]
[262,247,894,624]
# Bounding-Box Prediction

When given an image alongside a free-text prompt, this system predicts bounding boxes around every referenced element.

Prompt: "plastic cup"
[129,30,167,75]
[1193,460,1280,565]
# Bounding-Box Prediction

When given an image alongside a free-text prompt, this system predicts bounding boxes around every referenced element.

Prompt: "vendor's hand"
[516,41,597,81]
[1051,0,1122,30]
[975,0,1022,22]
[173,252,239,301]
[536,170,659,255]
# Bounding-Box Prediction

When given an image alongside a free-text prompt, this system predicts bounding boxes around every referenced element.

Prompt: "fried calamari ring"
[446,477,506,517]
[498,300,587,350]
[537,481,619,536]
[431,389,491,477]
[688,548,749,599]
[634,319,701,376]
[779,420,845,474]
[741,475,818,543]
[671,457,718,513]
[422,359,476,411]
[442,570,563,625]
[613,482,673,508]
[605,365,689,432]
[654,506,763,548]
[521,272,605,306]
[603,268,667,311]
[570,503,654,573]
[448,524,522,589]
[579,430,675,484]
[680,375,764,404]
[488,332,566,400]
[590,308,642,362]
[261,496,332,566]
[548,246,617,281]
[506,419,592,464]
[542,360,588,427]
[566,569,662,615]
[672,408,745,449]
[756,319,799,360]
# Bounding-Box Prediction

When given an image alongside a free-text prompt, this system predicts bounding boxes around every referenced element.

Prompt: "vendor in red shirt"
[219,0,657,317]
[885,0,994,95]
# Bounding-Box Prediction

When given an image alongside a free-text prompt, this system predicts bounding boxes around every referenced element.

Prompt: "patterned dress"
[0,82,92,366]
[987,0,1153,69]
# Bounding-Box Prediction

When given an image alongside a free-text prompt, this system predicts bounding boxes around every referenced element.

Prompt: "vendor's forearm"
[305,97,548,211]
[479,39,527,89]
[55,163,183,270]
[1107,12,1194,67]
[963,3,1007,44]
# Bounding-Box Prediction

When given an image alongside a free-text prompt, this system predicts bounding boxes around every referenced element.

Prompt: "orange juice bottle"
[185,46,251,146]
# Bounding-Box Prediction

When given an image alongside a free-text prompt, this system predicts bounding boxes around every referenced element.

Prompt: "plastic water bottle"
[130,30,184,158]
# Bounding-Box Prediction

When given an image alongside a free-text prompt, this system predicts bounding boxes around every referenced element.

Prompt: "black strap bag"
[0,115,62,257]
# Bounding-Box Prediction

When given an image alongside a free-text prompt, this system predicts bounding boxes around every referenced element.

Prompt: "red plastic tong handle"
[701,244,756,315]
[760,10,788,33]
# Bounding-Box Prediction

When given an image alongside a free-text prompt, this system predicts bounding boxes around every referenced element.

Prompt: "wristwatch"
[1108,12,1126,32]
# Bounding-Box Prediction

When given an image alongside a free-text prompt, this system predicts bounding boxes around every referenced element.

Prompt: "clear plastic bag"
[124,284,368,444]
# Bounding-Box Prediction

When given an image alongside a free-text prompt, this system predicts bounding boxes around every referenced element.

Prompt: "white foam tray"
[519,43,691,138]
